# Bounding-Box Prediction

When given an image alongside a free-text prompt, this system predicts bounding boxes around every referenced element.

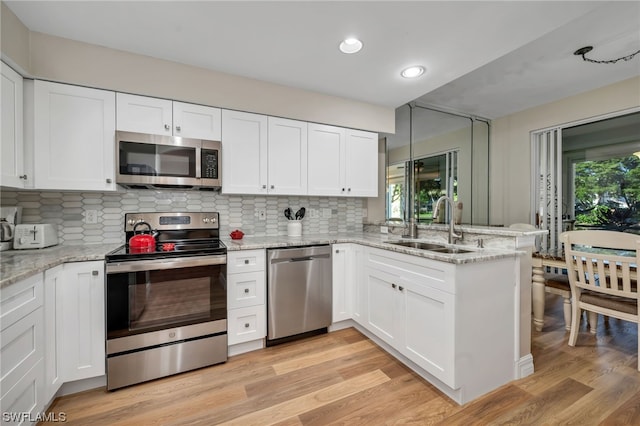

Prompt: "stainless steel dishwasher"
[267,245,332,344]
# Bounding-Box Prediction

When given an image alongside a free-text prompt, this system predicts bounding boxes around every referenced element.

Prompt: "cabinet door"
[60,261,105,382]
[173,101,221,140]
[34,81,116,191]
[116,93,172,135]
[267,117,307,195]
[345,129,378,197]
[363,267,400,347]
[43,265,63,403]
[307,123,345,196]
[400,280,455,387]
[221,110,268,194]
[1,62,26,188]
[332,244,353,322]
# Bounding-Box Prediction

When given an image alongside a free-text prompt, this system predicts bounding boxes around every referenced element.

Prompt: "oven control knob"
[203,217,210,223]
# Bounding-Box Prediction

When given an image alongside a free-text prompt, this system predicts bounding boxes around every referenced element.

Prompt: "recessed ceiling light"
[401,66,425,78]
[339,38,363,54]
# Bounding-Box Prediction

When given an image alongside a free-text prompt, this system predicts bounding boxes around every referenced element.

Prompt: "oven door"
[116,131,202,187]
[106,255,227,342]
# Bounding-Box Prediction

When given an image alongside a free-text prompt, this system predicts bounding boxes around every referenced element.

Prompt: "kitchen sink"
[388,241,473,254]
[388,241,447,250]
[428,247,473,254]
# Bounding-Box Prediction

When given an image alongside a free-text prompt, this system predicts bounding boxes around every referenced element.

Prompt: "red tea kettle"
[129,222,158,253]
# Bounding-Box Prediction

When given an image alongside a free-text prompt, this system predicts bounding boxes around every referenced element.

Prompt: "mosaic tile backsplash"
[1,189,364,245]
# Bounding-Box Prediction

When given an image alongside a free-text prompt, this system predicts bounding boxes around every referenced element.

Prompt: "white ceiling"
[6,0,638,120]
[5,0,640,118]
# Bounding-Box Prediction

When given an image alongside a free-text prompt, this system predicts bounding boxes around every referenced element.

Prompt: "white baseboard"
[516,353,535,378]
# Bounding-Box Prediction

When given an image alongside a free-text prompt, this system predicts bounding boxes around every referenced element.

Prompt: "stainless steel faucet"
[402,218,418,239]
[433,196,462,244]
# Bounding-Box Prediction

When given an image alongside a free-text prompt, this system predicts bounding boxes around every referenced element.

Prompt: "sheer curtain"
[531,127,563,252]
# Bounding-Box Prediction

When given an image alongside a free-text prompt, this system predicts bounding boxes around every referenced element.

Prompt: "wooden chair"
[560,230,639,370]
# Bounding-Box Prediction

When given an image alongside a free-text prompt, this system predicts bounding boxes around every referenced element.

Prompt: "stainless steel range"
[105,212,227,390]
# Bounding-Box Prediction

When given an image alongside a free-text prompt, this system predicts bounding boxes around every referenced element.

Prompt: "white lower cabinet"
[59,261,105,382]
[332,244,364,323]
[0,273,45,424]
[227,250,266,348]
[360,246,515,404]
[43,265,64,403]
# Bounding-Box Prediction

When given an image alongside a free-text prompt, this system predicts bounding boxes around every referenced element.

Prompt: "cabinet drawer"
[227,250,265,274]
[227,271,265,309]
[0,358,45,424]
[0,307,44,400]
[228,305,266,345]
[1,273,43,331]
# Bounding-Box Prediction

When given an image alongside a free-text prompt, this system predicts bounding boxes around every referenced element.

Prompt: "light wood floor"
[41,294,640,425]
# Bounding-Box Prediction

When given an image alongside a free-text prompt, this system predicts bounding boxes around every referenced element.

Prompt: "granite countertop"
[0,243,121,288]
[222,232,522,264]
[1,232,524,288]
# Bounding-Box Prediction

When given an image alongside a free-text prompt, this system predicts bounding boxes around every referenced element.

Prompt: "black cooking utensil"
[295,207,306,220]
[284,208,293,220]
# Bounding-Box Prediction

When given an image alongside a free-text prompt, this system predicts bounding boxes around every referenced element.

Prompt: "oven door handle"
[106,255,226,274]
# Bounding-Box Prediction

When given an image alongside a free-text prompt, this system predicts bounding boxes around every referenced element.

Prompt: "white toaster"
[13,224,59,249]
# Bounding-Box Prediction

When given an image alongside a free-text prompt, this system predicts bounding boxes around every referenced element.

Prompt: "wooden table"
[531,251,569,332]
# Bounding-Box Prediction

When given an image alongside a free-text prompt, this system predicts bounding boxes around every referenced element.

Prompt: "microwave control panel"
[202,150,218,179]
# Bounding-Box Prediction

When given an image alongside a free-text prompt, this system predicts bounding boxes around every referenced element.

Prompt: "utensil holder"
[287,221,302,237]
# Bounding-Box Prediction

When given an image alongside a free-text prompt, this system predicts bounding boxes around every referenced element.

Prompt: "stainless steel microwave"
[116,131,221,189]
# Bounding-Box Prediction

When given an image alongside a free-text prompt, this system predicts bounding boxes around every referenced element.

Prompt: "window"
[532,110,640,251]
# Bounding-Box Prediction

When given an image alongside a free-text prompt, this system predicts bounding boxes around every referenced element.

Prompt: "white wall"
[0,2,394,133]
[490,76,640,226]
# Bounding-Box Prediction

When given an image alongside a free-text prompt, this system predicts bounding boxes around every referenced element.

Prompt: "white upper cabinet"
[32,80,116,191]
[308,124,378,197]
[307,123,345,196]
[221,109,268,194]
[222,112,308,195]
[267,117,307,195]
[116,93,172,135]
[344,129,378,197]
[116,93,221,140]
[172,101,221,140]
[1,62,29,188]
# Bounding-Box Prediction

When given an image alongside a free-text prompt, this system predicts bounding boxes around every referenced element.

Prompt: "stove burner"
[106,211,226,263]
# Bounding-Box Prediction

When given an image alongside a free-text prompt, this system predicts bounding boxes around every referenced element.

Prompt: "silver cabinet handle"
[19,175,28,180]
[244,259,249,264]
[399,286,404,292]
[341,188,345,192]
[106,178,112,183]
[391,283,396,289]
[348,188,351,192]
[164,124,170,130]
[175,125,181,132]
[244,323,250,328]
[92,270,99,276]
[335,249,339,253]
[262,185,267,189]
[270,185,275,189]
[244,288,249,294]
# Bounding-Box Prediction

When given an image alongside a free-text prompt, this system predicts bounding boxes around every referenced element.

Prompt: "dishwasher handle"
[271,253,330,264]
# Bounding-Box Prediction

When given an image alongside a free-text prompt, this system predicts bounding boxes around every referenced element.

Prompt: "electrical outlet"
[322,208,332,218]
[380,226,388,234]
[85,209,98,224]
[257,209,266,220]
[309,209,319,219]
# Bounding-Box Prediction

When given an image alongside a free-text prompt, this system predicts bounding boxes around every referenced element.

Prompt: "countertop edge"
[1,234,524,288]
